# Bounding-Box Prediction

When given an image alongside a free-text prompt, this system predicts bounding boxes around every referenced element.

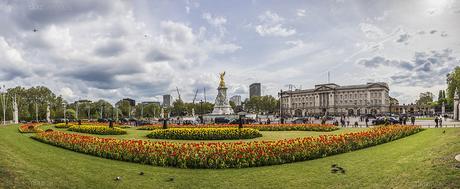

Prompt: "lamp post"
[34,97,39,123]
[200,100,204,124]
[279,89,283,124]
[1,85,6,125]
[141,103,144,120]
[75,100,79,121]
[63,102,67,121]
[87,101,91,121]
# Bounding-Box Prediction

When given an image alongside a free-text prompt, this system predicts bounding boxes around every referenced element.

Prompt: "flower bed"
[54,123,74,128]
[32,125,422,169]
[147,128,262,140]
[137,123,338,132]
[18,123,44,133]
[68,125,127,135]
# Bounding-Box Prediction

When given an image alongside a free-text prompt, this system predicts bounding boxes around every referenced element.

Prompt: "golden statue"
[219,71,226,88]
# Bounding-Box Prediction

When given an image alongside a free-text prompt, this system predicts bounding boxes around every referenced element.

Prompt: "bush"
[68,125,127,135]
[32,125,423,169]
[147,128,262,140]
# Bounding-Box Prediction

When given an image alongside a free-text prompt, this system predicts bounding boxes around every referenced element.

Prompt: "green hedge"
[68,125,127,135]
[147,128,262,140]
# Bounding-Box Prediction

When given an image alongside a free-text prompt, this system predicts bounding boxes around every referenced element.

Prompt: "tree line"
[0,85,281,121]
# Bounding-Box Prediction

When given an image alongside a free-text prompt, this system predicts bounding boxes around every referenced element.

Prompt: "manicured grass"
[42,124,369,143]
[416,117,435,120]
[0,124,459,188]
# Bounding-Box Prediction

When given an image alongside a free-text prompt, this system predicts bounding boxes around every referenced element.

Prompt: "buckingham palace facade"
[279,82,390,116]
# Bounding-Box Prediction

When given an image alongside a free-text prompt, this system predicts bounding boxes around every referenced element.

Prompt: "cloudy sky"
[0,0,459,104]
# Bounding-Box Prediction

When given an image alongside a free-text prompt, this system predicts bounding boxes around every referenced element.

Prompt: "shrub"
[147,128,262,140]
[68,125,127,135]
[32,125,422,169]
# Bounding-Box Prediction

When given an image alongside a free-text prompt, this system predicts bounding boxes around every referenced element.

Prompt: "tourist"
[346,119,350,127]
[438,115,443,128]
[403,116,407,125]
[365,117,369,127]
[434,116,439,128]
[354,121,358,128]
[411,116,415,125]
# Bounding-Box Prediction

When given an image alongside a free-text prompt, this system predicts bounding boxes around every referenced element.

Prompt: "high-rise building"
[249,83,261,98]
[162,94,173,107]
[122,98,136,107]
[229,95,242,106]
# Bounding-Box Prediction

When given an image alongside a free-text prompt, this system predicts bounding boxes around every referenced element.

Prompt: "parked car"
[292,118,307,124]
[228,118,257,124]
[214,117,231,124]
[372,117,401,125]
[97,118,109,123]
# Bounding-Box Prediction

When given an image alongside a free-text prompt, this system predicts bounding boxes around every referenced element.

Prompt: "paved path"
[306,117,460,128]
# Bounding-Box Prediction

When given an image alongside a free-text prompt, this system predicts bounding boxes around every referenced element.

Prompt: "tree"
[171,99,187,117]
[135,103,161,118]
[447,66,460,107]
[244,95,279,114]
[416,92,433,106]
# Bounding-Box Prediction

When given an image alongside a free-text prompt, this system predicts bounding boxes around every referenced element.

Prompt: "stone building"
[279,82,390,116]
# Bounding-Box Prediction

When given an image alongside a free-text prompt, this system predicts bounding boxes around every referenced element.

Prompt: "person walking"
[434,116,439,128]
[403,116,407,125]
[438,115,443,128]
[411,116,415,125]
[365,117,369,127]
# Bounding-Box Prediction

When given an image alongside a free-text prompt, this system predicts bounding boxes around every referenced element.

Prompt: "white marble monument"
[212,72,234,115]
[46,103,51,123]
[12,94,18,124]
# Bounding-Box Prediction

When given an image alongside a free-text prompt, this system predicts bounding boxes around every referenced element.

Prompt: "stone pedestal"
[212,87,234,115]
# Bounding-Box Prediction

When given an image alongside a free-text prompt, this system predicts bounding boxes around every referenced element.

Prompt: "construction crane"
[192,89,199,104]
[203,87,207,103]
[176,87,182,101]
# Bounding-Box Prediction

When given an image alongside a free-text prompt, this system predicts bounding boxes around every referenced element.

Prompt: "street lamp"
[0,85,6,125]
[141,103,144,120]
[76,100,79,121]
[63,102,67,123]
[199,100,204,124]
[87,101,91,121]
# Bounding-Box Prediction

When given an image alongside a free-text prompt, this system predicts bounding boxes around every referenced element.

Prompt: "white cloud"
[0,37,31,80]
[202,12,227,36]
[255,11,296,37]
[296,9,306,17]
[359,23,386,39]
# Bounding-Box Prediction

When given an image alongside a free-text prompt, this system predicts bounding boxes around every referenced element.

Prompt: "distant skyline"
[0,0,459,104]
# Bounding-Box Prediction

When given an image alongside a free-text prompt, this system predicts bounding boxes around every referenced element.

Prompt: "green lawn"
[40,124,370,142]
[416,117,435,120]
[0,125,459,189]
